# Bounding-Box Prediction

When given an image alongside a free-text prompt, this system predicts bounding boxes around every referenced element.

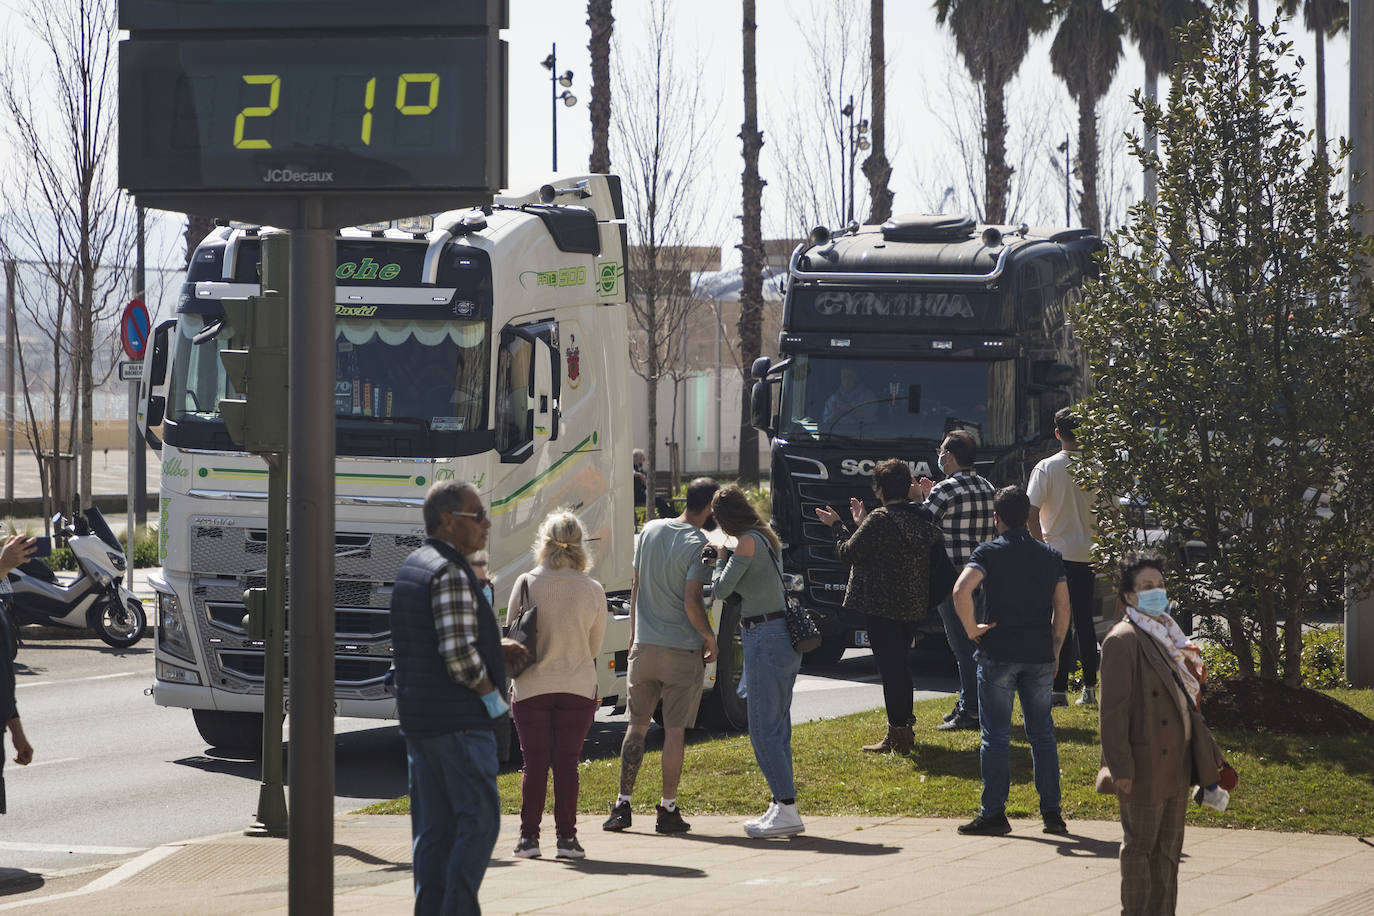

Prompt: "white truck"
[139,175,746,751]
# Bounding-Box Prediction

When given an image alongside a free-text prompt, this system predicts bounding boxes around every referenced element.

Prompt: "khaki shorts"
[625,643,706,728]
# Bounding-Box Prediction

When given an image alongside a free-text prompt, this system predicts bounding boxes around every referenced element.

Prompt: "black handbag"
[764,544,822,653]
[927,534,957,611]
[504,578,538,677]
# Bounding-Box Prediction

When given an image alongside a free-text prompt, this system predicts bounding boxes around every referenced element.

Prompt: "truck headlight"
[156,590,196,663]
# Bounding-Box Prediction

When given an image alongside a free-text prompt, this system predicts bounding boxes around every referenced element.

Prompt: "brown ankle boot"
[862,725,915,753]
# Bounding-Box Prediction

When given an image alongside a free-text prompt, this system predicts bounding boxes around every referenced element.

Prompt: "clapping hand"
[916,476,936,499]
[814,506,842,528]
[849,497,868,526]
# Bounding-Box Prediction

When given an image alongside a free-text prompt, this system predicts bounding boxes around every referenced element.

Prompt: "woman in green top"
[710,486,804,839]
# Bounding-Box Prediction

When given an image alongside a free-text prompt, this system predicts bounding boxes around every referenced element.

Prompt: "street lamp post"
[540,43,577,172]
[840,95,869,225]
[1054,134,1071,225]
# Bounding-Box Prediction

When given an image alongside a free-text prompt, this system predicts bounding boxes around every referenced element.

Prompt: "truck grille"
[189,523,411,697]
[217,651,393,686]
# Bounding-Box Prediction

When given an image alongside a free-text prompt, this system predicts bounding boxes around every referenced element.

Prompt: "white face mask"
[1134,587,1169,616]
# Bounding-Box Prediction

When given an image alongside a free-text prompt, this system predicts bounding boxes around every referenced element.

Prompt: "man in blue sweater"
[952,485,1071,837]
[390,481,525,915]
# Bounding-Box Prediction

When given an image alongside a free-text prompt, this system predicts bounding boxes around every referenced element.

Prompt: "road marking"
[20,756,79,769]
[793,676,880,694]
[17,671,145,690]
[0,841,145,855]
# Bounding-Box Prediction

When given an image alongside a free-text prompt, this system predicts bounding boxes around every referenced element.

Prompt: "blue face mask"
[481,584,494,606]
[1134,587,1170,616]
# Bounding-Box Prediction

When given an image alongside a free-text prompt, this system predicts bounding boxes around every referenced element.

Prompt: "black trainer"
[1042,810,1069,835]
[655,804,691,834]
[957,813,1012,836]
[936,714,980,732]
[602,800,632,831]
[942,705,961,723]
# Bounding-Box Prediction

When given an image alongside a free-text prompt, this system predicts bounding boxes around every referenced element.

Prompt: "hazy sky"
[0,0,1355,276]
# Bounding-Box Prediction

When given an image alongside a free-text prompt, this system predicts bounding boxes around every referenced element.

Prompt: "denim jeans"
[975,656,1061,818]
[938,592,983,717]
[406,728,501,915]
[741,617,802,801]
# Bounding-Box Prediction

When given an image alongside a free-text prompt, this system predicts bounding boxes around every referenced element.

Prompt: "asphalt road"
[1,632,956,882]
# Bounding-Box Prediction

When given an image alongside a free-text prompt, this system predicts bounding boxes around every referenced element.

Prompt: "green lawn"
[360,688,1374,835]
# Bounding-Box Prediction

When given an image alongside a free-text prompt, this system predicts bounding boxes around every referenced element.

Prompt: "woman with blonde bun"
[507,511,606,860]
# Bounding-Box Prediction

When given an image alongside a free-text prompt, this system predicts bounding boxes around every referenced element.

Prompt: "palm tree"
[1117,0,1203,207]
[934,0,1054,224]
[738,0,764,484]
[587,0,614,173]
[1049,0,1123,234]
[862,0,893,223]
[1280,0,1349,168]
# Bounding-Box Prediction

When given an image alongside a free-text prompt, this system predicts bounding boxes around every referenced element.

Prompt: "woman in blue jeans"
[709,485,804,838]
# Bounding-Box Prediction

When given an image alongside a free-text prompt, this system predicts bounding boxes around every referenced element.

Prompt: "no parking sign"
[121,298,150,361]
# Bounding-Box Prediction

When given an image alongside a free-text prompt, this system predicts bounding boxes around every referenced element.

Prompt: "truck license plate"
[855,630,870,648]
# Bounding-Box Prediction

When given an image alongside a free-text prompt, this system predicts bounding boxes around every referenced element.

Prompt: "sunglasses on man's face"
[449,507,488,524]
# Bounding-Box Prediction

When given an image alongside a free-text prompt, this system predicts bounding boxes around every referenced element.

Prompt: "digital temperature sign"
[120,36,492,194]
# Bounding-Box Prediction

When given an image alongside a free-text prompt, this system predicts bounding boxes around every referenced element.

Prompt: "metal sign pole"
[287,196,337,913]
[126,378,137,591]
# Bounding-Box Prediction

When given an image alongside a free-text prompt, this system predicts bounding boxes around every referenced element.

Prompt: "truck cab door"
[496,320,560,464]
[137,318,177,451]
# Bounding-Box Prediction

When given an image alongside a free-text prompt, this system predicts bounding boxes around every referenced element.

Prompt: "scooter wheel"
[97,598,146,648]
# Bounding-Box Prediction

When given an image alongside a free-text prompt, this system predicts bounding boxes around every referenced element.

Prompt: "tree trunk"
[185,214,217,266]
[1077,92,1100,235]
[1143,64,1158,210]
[861,0,893,224]
[587,0,614,173]
[1314,29,1327,170]
[645,374,659,521]
[983,79,1009,224]
[737,0,764,486]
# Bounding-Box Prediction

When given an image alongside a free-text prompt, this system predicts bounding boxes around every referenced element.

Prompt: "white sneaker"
[743,802,777,831]
[1076,687,1097,706]
[1200,786,1230,811]
[745,802,805,838]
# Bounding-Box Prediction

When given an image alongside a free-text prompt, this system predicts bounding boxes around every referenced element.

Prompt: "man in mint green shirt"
[604,477,719,835]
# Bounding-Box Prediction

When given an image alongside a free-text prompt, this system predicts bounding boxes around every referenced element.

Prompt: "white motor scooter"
[4,508,146,648]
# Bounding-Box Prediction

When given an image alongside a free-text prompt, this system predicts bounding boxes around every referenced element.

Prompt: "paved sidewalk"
[2,813,1370,915]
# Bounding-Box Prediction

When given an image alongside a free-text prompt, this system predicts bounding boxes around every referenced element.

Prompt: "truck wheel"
[192,708,264,755]
[695,601,748,731]
[801,637,846,668]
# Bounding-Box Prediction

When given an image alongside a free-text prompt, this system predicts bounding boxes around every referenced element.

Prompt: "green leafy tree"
[1049,0,1123,234]
[933,0,1054,224]
[1071,10,1374,686]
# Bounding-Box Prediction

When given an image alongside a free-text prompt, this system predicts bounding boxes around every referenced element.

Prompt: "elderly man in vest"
[390,480,525,915]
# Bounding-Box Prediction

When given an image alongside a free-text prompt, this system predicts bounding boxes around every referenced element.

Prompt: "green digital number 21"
[234,72,440,150]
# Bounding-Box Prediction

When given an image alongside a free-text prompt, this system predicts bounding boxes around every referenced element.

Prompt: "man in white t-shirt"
[1027,408,1100,707]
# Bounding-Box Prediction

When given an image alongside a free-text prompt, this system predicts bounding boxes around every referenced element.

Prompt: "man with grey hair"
[390,480,526,914]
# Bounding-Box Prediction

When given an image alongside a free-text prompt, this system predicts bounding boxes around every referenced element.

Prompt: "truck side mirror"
[750,381,774,436]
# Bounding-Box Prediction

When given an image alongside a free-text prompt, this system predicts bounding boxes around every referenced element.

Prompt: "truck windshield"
[778,354,1016,447]
[168,313,489,434]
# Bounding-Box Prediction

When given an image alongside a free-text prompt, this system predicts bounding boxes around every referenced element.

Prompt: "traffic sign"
[121,299,151,361]
[118,361,144,381]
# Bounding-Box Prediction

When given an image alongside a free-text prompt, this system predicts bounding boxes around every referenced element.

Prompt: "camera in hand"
[700,545,719,567]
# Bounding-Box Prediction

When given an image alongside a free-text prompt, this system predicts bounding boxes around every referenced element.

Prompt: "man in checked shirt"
[915,429,997,732]
[390,480,528,915]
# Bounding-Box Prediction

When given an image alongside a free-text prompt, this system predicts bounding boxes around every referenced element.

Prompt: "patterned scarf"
[1126,605,1202,708]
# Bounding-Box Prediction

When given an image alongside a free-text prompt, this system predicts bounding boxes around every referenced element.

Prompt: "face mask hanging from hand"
[1134,588,1170,616]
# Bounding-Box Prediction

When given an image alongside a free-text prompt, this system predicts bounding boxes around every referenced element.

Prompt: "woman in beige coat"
[507,511,607,861]
[1098,550,1222,916]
